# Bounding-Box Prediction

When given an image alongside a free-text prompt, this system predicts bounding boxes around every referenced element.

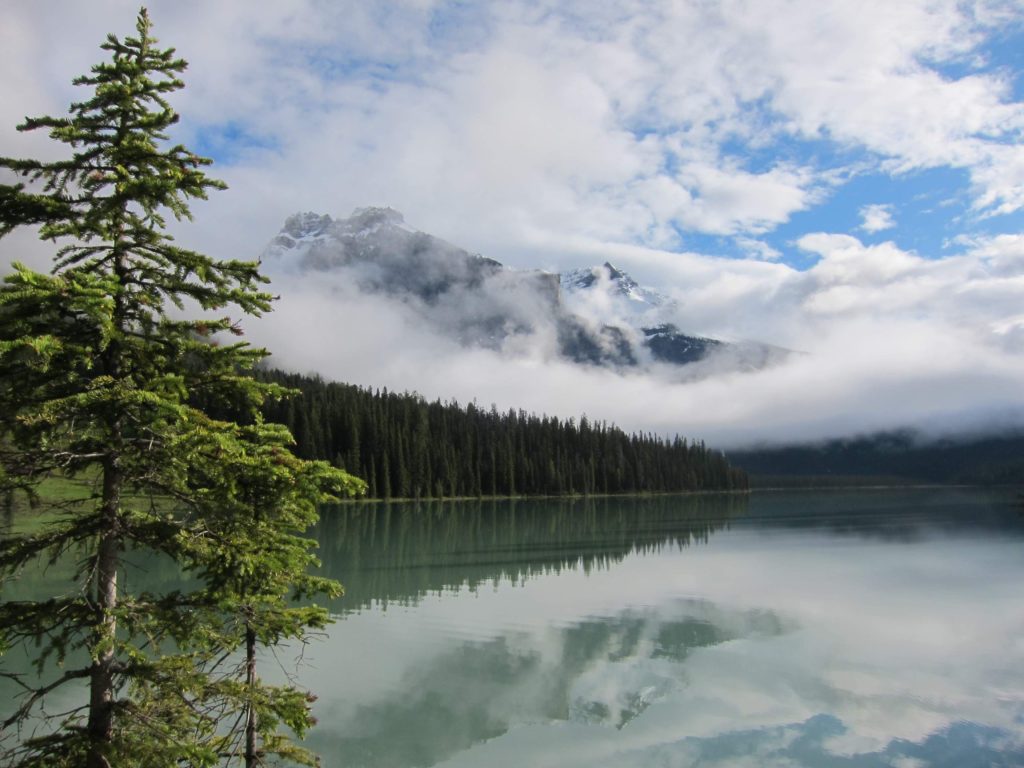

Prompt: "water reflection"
[314,493,747,615]
[309,600,795,767]
[5,491,1023,767]
[736,487,1024,540]
[296,490,1024,768]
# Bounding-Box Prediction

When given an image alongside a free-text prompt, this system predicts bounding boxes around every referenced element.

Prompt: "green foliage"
[248,369,748,498]
[0,9,363,767]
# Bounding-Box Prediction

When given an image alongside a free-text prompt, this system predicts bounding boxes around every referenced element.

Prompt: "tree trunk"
[245,623,257,768]
[88,250,126,768]
[86,455,122,768]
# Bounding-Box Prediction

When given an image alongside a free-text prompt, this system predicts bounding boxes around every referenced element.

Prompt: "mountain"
[265,207,514,300]
[262,207,783,371]
[560,262,672,321]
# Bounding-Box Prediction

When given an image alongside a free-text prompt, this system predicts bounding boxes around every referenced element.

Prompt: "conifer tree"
[0,9,363,767]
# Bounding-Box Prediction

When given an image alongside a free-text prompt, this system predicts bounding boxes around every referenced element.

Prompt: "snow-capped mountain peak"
[262,206,436,273]
[257,207,785,373]
[284,211,332,237]
[267,212,333,254]
[560,262,672,325]
[340,206,413,237]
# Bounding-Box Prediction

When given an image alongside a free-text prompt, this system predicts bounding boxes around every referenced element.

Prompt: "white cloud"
[248,227,1024,448]
[734,237,783,261]
[2,0,1024,447]
[7,0,1021,264]
[4,1,1023,262]
[858,204,896,233]
[674,162,823,236]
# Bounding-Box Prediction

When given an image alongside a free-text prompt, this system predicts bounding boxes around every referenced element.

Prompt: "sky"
[2,0,1024,447]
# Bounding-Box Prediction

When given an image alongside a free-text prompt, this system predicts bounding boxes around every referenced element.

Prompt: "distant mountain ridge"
[728,429,1024,487]
[262,207,785,371]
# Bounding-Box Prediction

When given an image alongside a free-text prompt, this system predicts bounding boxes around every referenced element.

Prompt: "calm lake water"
[295,489,1024,767]
[3,489,1023,766]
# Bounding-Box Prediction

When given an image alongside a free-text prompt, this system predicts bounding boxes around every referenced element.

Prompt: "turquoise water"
[3,489,1022,766]
[297,489,1024,767]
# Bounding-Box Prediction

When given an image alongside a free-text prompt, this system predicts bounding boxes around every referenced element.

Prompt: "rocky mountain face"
[560,262,670,318]
[266,207,512,301]
[262,207,783,371]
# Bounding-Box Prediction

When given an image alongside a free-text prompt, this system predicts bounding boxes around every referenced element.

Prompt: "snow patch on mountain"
[560,262,674,330]
[262,207,424,273]
[259,207,786,374]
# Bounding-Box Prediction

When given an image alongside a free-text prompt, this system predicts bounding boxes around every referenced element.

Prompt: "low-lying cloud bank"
[248,230,1024,450]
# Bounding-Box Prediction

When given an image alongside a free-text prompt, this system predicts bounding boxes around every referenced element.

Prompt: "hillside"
[233,369,749,498]
[729,430,1024,487]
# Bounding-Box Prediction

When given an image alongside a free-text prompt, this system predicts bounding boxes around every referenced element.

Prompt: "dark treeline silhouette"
[729,429,1024,487]
[314,493,746,615]
[240,369,747,499]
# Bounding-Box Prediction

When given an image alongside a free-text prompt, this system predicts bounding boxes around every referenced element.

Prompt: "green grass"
[3,470,180,536]
[37,473,97,502]
[1,474,94,535]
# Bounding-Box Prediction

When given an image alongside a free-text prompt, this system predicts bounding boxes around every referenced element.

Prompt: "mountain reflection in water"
[298,490,1024,768]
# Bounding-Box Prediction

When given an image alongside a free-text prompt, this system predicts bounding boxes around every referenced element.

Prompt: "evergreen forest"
[729,429,1024,487]
[238,369,748,498]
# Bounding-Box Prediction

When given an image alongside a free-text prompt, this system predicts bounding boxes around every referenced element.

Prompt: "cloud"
[2,1,1023,448]
[6,0,1023,268]
[667,162,825,237]
[858,204,896,233]
[247,224,1024,449]
[734,237,783,261]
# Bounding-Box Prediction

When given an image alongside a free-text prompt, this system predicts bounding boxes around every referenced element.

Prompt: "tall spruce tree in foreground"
[0,9,363,767]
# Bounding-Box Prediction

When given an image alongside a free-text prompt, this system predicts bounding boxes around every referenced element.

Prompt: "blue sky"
[4,0,1023,272]
[2,0,1024,444]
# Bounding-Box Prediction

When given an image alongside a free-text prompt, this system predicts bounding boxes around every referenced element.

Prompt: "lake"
[3,488,1023,766]
[295,489,1024,767]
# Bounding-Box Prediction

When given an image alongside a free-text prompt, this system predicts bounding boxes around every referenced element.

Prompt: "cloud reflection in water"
[297,491,1024,767]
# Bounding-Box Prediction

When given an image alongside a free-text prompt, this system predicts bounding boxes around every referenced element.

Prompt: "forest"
[243,369,748,498]
[729,429,1024,487]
